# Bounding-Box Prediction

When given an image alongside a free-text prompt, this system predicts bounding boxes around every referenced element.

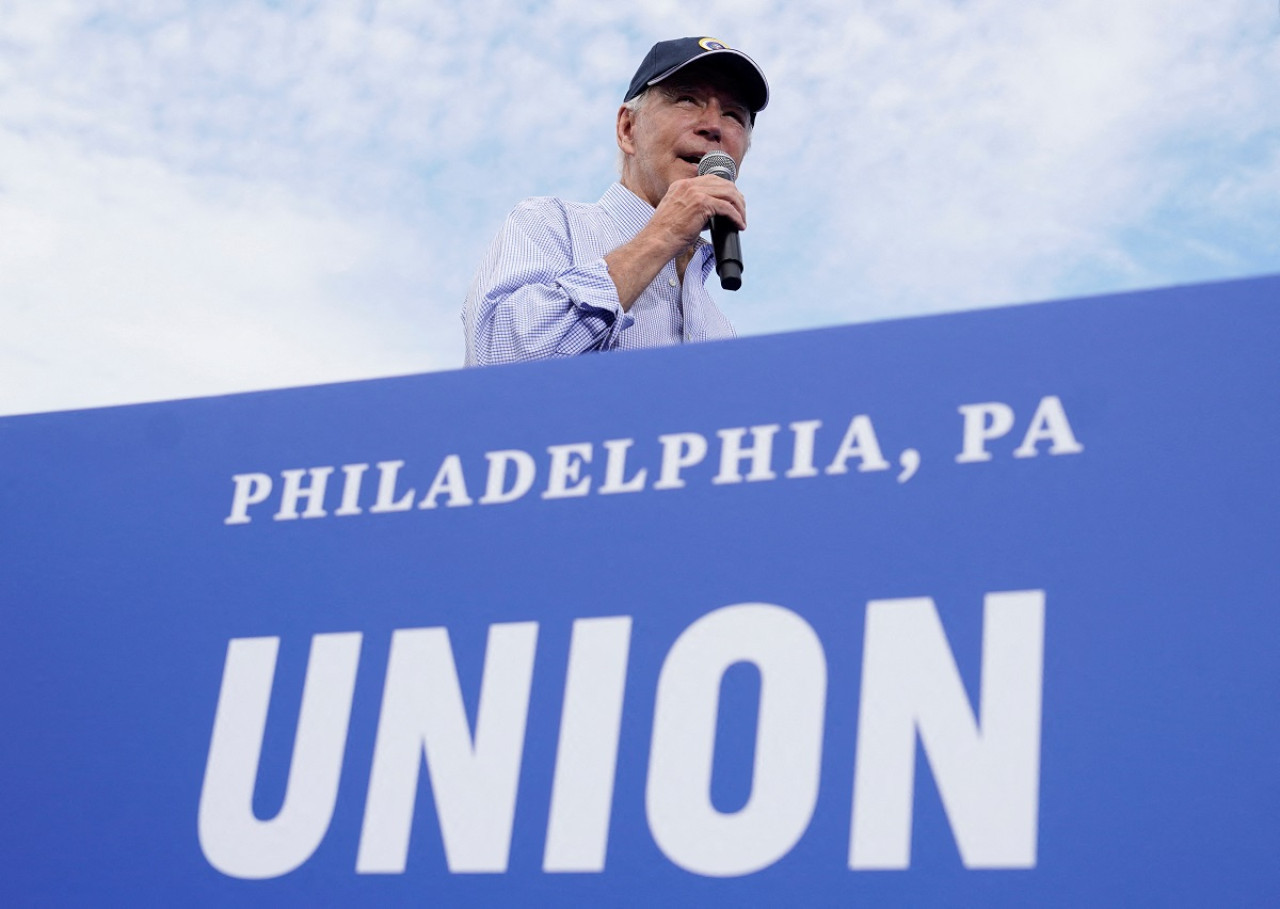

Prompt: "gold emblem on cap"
[698,37,729,51]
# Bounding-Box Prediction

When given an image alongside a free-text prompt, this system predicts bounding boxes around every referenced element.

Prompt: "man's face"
[617,65,752,209]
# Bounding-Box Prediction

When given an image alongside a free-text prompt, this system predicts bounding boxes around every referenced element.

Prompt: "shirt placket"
[681,250,709,343]
[664,260,687,342]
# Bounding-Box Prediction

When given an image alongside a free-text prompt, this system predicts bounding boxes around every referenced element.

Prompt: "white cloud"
[729,0,1280,327]
[0,129,435,414]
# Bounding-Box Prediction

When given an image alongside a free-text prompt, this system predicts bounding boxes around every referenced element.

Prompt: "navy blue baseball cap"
[624,37,769,116]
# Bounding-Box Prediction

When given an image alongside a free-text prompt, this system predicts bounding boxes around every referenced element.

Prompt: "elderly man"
[462,37,769,366]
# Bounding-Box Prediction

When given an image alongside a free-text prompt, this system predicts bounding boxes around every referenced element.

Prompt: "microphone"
[697,151,743,291]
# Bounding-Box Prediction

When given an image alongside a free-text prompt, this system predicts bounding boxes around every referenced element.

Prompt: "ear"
[616,104,637,157]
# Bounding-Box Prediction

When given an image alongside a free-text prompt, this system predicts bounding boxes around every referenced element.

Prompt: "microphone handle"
[710,216,743,291]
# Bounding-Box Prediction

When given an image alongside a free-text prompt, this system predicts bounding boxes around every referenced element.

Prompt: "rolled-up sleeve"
[463,199,633,366]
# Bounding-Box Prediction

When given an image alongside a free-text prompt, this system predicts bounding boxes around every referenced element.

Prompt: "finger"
[698,178,746,221]
[657,179,747,234]
[678,178,745,227]
[707,194,746,230]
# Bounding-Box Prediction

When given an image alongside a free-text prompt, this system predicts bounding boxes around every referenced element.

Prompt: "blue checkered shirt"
[462,182,736,366]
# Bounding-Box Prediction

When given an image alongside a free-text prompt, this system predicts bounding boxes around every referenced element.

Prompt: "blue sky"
[2,1,1277,415]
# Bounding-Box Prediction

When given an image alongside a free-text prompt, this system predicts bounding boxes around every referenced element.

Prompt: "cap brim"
[646,48,770,113]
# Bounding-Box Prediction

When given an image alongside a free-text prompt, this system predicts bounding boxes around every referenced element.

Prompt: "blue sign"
[2,275,1278,905]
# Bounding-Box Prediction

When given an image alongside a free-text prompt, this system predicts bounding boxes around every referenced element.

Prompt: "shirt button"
[668,278,678,287]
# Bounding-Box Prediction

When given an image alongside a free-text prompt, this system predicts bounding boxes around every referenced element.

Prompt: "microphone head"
[697,150,738,182]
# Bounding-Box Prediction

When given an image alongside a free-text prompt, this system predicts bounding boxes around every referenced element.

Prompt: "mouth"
[678,154,702,167]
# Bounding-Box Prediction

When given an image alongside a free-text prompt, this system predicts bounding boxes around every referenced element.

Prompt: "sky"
[1,1,1277,416]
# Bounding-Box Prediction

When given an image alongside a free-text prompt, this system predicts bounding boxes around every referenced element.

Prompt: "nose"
[695,98,725,143]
